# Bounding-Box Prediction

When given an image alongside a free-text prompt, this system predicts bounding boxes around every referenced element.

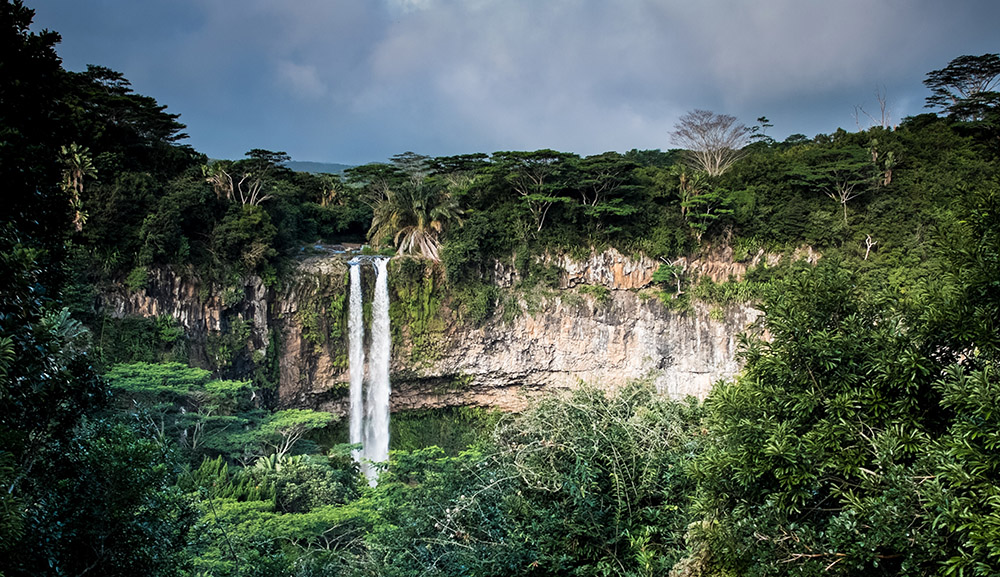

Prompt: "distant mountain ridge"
[284,160,355,174]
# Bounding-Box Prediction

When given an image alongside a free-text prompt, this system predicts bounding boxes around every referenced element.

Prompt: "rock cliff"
[384,291,759,412]
[100,248,766,415]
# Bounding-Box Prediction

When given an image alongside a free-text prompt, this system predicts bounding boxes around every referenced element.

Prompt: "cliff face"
[101,249,764,415]
[99,268,271,370]
[386,291,759,412]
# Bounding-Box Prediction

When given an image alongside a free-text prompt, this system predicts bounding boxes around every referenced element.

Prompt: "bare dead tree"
[863,234,878,260]
[825,178,866,225]
[671,110,751,177]
[203,163,234,200]
[853,85,893,130]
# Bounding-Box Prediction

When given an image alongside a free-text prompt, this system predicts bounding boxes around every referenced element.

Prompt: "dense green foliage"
[1,4,191,574]
[694,262,943,575]
[365,383,705,577]
[692,189,1000,576]
[107,362,335,462]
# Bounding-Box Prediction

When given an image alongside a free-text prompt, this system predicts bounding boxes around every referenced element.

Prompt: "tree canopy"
[671,109,751,177]
[924,53,1000,120]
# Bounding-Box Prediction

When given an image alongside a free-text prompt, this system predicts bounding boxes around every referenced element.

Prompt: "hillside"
[284,160,355,174]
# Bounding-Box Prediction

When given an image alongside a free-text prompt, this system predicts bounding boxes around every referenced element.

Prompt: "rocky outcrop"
[99,268,270,369]
[494,248,661,290]
[673,243,820,284]
[275,248,764,414]
[272,257,351,411]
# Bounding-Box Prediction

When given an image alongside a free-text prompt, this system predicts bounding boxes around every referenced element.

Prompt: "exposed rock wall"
[273,249,763,414]
[386,292,759,412]
[672,243,819,284]
[99,268,270,369]
[494,248,661,289]
[99,248,767,415]
[272,257,351,411]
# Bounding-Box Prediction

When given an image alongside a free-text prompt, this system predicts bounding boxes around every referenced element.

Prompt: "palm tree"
[367,180,463,260]
[59,143,96,231]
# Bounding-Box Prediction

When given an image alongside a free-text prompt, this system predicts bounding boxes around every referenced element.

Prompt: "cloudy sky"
[31,0,999,165]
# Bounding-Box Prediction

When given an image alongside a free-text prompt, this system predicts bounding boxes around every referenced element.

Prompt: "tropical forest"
[2,1,999,576]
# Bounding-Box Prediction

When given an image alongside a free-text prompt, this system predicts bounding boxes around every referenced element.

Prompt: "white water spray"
[363,257,391,485]
[347,262,365,463]
[348,256,392,486]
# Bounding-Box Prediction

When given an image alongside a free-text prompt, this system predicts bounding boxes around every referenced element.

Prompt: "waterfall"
[347,262,365,463]
[363,257,391,485]
[348,256,392,486]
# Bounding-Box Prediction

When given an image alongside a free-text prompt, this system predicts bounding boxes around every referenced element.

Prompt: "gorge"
[99,247,768,420]
[8,11,998,571]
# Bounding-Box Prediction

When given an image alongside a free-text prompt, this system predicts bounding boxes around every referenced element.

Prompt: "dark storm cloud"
[30,0,1000,164]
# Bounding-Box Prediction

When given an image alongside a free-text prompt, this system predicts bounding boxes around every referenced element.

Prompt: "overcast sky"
[30,0,1000,165]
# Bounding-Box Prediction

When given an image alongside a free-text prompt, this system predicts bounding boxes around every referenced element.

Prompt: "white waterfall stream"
[364,257,391,485]
[347,262,365,464]
[348,256,391,486]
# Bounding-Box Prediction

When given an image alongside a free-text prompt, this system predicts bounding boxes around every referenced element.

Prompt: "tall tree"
[59,143,96,231]
[786,144,873,224]
[200,149,289,206]
[63,65,198,178]
[491,149,578,233]
[0,0,70,273]
[924,53,1000,121]
[390,151,432,183]
[671,110,751,177]
[346,162,408,206]
[574,153,640,236]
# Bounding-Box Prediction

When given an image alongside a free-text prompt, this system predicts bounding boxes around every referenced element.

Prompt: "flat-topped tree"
[576,152,641,236]
[491,149,579,234]
[105,362,255,453]
[390,151,432,183]
[428,153,489,195]
[202,149,290,206]
[924,53,1000,121]
[256,409,336,461]
[786,144,873,225]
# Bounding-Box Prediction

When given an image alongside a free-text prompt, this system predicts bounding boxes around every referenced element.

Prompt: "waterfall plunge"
[347,262,365,464]
[348,257,391,486]
[364,258,391,484]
